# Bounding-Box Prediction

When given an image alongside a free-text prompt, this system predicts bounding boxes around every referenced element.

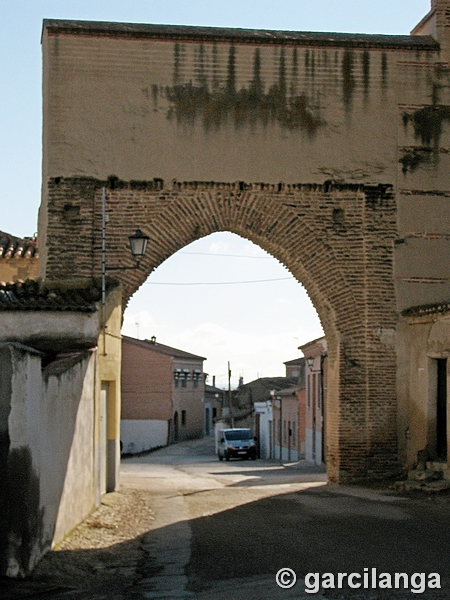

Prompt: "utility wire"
[180,251,272,259]
[146,276,294,286]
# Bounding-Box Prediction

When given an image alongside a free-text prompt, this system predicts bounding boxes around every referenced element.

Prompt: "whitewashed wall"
[121,419,169,454]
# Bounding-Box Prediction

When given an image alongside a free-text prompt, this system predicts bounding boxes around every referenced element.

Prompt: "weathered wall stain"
[404,105,450,147]
[0,346,12,576]
[0,433,9,576]
[342,50,356,109]
[381,52,388,88]
[6,447,45,578]
[163,45,325,134]
[401,100,450,172]
[362,51,370,97]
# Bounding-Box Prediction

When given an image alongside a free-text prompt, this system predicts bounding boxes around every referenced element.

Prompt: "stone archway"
[41,175,398,482]
[39,13,448,482]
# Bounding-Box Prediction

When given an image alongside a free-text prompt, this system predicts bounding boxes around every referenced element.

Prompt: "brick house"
[299,337,328,465]
[272,387,302,462]
[121,336,206,452]
[271,358,306,461]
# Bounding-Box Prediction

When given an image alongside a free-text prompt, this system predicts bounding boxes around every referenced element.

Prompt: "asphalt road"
[119,437,450,600]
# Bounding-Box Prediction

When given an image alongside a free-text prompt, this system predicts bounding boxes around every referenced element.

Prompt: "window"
[181,410,186,426]
[212,407,217,419]
[283,420,287,443]
[292,422,296,446]
[307,375,311,407]
[173,369,182,388]
[192,369,202,388]
[181,369,190,388]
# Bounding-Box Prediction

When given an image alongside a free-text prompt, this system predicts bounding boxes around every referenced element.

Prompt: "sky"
[1,0,431,386]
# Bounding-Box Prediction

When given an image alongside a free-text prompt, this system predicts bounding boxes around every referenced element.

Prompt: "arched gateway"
[39,3,450,483]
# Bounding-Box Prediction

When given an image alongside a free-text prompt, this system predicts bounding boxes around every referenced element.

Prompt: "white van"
[218,428,257,461]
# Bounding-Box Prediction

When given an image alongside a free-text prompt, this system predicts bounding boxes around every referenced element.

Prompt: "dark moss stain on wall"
[151,84,159,109]
[404,105,450,147]
[342,50,355,109]
[173,43,188,86]
[194,44,208,89]
[211,44,220,92]
[290,48,299,97]
[381,52,388,88]
[362,51,370,98]
[400,105,450,172]
[165,44,325,135]
[399,147,434,173]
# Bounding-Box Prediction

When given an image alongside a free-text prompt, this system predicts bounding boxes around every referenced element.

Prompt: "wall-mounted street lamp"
[128,229,150,262]
[307,356,315,369]
[101,186,149,355]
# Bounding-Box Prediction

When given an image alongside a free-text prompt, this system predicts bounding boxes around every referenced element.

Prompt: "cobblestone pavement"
[2,437,450,599]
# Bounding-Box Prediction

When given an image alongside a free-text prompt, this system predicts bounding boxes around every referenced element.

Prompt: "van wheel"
[225,453,230,461]
[219,454,223,461]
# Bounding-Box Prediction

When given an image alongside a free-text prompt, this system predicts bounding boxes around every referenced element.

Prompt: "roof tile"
[0,231,38,260]
[0,278,116,312]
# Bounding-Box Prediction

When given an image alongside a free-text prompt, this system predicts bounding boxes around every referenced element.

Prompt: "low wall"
[121,419,169,454]
[0,343,96,578]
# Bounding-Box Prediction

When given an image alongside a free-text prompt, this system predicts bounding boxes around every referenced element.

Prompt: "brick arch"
[41,176,398,482]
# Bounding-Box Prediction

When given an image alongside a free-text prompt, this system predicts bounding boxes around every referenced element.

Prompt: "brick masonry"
[39,3,450,482]
[43,177,398,482]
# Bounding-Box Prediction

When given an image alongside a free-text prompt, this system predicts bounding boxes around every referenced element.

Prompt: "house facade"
[300,337,328,465]
[121,336,205,452]
[272,387,303,462]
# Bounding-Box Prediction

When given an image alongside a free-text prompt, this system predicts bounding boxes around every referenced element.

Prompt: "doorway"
[100,382,109,495]
[173,411,179,443]
[436,358,448,461]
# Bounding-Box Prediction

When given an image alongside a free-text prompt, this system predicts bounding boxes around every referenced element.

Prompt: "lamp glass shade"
[307,357,315,368]
[129,229,149,257]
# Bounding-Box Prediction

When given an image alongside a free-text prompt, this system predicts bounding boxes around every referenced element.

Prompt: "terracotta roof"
[402,301,450,318]
[43,20,439,51]
[0,231,38,260]
[122,335,206,361]
[0,279,114,312]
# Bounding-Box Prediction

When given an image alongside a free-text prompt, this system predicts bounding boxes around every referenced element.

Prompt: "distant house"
[237,375,300,459]
[284,357,305,380]
[272,386,304,461]
[299,337,327,465]
[121,336,206,453]
[271,357,306,461]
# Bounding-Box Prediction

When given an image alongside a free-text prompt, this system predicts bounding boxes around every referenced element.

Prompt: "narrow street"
[120,437,449,600]
[4,437,450,599]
